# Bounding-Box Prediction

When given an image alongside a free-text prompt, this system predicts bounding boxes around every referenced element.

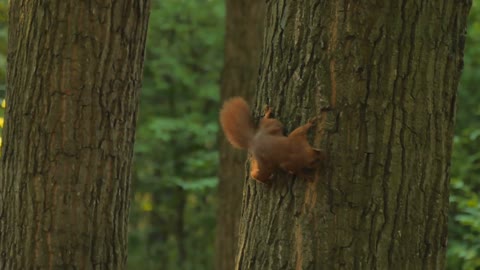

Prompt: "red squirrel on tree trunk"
[220,97,325,183]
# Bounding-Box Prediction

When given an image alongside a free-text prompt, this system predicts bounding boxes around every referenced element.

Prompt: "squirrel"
[220,97,324,183]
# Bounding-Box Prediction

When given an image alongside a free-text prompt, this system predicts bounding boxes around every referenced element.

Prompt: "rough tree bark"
[215,1,264,269]
[235,1,471,270]
[0,1,150,269]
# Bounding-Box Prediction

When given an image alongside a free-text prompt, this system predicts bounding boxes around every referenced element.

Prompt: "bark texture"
[215,1,264,269]
[235,1,471,270]
[0,1,150,269]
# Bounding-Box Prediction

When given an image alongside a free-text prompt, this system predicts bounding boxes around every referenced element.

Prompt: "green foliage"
[448,2,480,269]
[127,0,224,269]
[449,128,480,269]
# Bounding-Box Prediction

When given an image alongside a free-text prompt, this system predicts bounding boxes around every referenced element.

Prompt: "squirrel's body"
[220,97,322,182]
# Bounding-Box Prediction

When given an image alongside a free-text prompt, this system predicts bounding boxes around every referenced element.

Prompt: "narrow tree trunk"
[215,0,264,269]
[0,1,150,268]
[235,1,471,269]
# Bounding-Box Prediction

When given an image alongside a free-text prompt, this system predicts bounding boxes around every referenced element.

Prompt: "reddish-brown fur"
[220,97,323,183]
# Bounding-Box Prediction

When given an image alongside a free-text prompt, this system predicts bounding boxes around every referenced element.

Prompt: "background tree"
[235,1,471,269]
[0,1,150,268]
[215,0,264,269]
[127,0,224,269]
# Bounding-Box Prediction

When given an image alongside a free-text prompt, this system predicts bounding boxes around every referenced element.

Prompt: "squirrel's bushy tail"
[220,97,255,149]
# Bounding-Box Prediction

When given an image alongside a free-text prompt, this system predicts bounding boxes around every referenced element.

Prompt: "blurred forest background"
[0,1,477,269]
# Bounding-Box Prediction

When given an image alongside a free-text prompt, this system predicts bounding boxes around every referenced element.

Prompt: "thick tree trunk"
[215,1,264,269]
[235,1,471,270]
[0,1,150,269]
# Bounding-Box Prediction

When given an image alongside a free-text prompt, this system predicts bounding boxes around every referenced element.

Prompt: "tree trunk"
[215,0,264,269]
[235,1,471,270]
[0,1,150,269]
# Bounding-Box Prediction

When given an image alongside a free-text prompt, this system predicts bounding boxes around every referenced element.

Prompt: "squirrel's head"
[260,118,284,135]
